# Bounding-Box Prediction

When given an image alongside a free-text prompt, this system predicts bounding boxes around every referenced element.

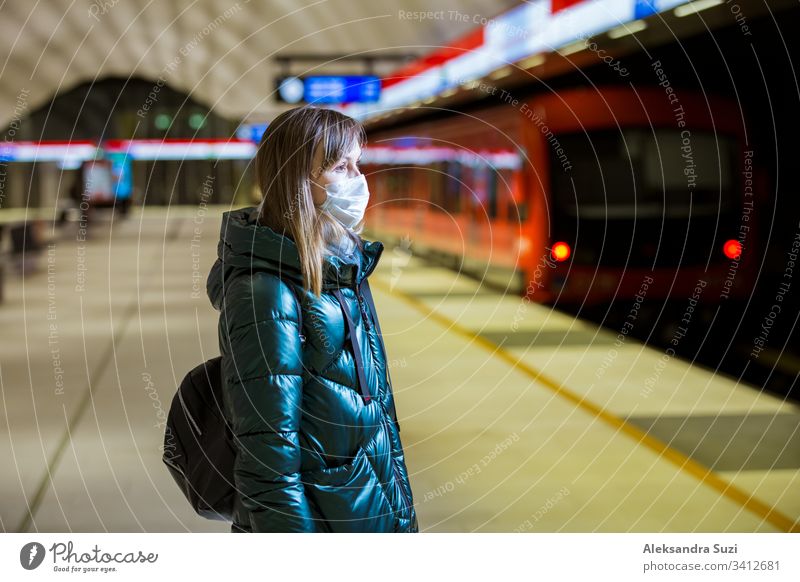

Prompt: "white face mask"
[317,173,370,229]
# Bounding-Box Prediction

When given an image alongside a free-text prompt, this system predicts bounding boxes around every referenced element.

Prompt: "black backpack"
[162,277,306,522]
[162,355,234,521]
[162,275,398,522]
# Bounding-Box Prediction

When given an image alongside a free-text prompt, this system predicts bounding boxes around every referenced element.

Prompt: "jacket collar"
[207,206,383,309]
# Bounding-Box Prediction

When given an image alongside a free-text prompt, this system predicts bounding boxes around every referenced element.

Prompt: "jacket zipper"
[355,275,409,515]
[354,281,386,405]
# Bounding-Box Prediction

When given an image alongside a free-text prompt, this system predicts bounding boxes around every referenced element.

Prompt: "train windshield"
[550,128,738,219]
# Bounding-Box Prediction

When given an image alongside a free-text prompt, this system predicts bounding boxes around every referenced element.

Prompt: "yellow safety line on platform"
[371,276,799,533]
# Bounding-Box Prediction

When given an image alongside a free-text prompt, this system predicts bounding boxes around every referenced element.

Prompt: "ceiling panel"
[0,0,519,127]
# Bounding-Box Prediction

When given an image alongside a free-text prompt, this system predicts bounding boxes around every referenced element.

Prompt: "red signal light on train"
[551,241,571,262]
[723,239,742,259]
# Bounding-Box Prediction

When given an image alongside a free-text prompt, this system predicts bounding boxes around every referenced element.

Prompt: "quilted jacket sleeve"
[222,272,314,532]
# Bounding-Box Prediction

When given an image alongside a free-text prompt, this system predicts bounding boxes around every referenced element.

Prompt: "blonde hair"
[254,106,367,297]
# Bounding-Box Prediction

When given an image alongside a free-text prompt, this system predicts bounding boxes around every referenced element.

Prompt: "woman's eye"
[335,164,346,172]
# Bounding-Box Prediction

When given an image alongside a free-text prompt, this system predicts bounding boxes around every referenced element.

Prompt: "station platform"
[1,206,798,532]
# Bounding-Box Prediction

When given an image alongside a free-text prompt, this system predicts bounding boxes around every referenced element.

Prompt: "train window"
[386,169,411,208]
[642,130,734,215]
[551,129,737,219]
[495,168,518,223]
[443,161,462,214]
[487,167,499,219]
[501,166,527,223]
[551,131,634,216]
[461,164,472,215]
[428,163,444,212]
[517,203,528,223]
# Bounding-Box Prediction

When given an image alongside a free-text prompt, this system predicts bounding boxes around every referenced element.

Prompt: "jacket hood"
[207,206,384,310]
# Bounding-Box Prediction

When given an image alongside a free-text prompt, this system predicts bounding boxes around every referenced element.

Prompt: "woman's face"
[309,142,363,206]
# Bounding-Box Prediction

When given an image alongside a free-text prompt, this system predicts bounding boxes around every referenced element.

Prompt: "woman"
[206,106,419,533]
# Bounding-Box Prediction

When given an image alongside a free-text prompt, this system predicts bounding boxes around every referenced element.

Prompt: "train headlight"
[551,241,571,262]
[723,239,742,259]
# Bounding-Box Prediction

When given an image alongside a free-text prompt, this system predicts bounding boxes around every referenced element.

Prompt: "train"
[361,85,763,312]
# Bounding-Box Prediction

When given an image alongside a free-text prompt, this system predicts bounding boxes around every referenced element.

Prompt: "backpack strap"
[332,288,372,403]
[360,279,400,431]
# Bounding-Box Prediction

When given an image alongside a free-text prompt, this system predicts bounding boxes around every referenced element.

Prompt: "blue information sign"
[236,123,269,143]
[634,0,688,19]
[303,75,381,104]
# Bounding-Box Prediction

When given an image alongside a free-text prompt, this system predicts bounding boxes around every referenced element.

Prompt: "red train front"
[362,85,762,308]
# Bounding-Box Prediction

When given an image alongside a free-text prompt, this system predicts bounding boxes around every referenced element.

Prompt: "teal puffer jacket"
[206,206,419,533]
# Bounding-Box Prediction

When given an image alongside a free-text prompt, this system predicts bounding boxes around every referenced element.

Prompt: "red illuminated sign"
[551,0,586,13]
